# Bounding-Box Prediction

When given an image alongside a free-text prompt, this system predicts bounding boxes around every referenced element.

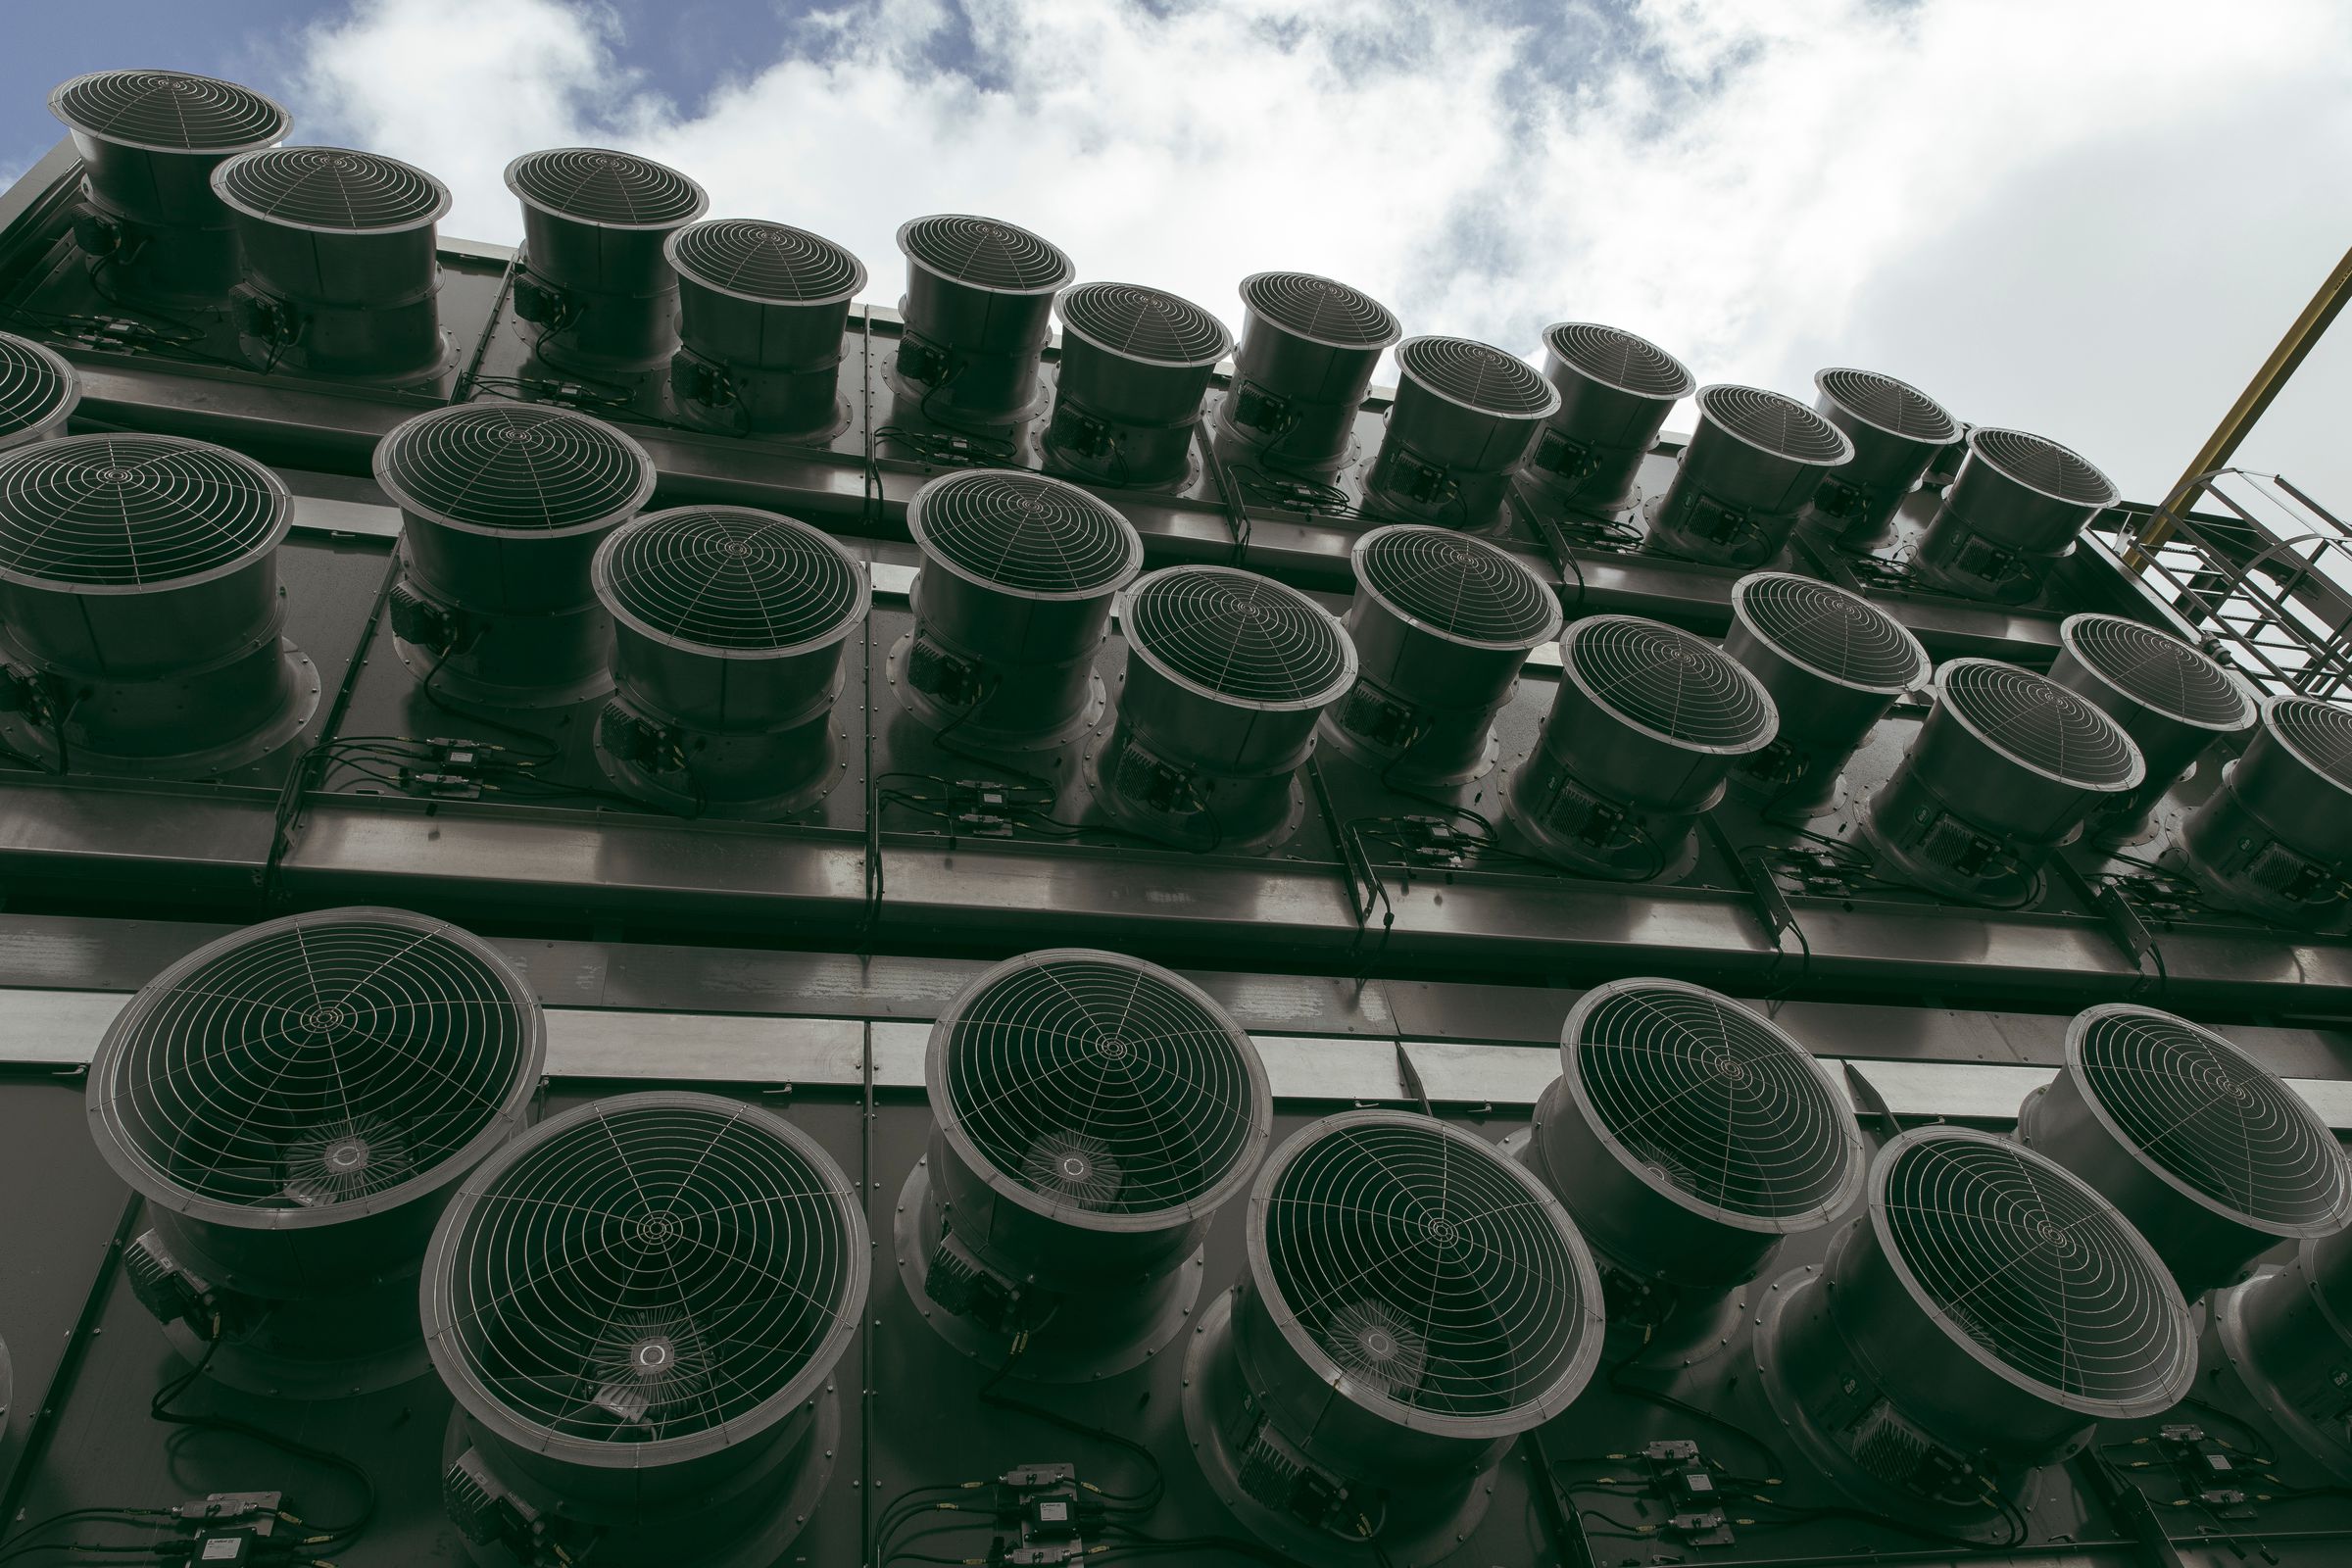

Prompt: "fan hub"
[2034,1216,2075,1254]
[322,1138,369,1173]
[1094,1036,1131,1060]
[301,1003,351,1032]
[634,1211,682,1248]
[1423,1216,1459,1246]
[1705,1049,1750,1085]
[632,1336,676,1374]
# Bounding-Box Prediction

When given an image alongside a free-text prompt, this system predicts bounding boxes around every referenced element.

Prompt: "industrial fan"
[1361,335,1560,530]
[665,217,865,439]
[1912,427,2119,603]
[1047,281,1232,487]
[1211,270,1399,476]
[2049,612,2255,845]
[1723,571,1930,816]
[892,214,1073,426]
[1521,321,1692,515]
[425,1092,865,1567]
[1804,368,1961,549]
[0,331,79,452]
[504,147,708,373]
[2174,694,2352,926]
[1644,384,1854,566]
[898,949,1271,1380]
[85,908,544,1396]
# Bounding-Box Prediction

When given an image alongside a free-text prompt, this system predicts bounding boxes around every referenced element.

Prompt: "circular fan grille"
[1057,282,1232,367]
[1697,385,1853,466]
[505,148,707,228]
[1239,272,1400,350]
[50,70,287,152]
[1567,980,1861,1225]
[933,952,1267,1221]
[898,215,1072,293]
[1353,525,1560,650]
[1877,1129,2193,1405]
[0,434,288,588]
[1969,428,2118,507]
[89,909,539,1215]
[1939,660,2142,787]
[1815,368,1959,444]
[0,331,76,443]
[667,219,864,304]
[597,508,864,653]
[2061,615,2252,731]
[908,470,1142,598]
[1544,322,1692,400]
[375,405,655,534]
[1563,616,1777,749]
[1123,566,1355,706]
[2264,697,2352,791]
[431,1094,861,1446]
[215,146,449,231]
[1735,572,1928,693]
[2071,1005,2351,1233]
[1396,336,1557,416]
[1258,1113,1596,1422]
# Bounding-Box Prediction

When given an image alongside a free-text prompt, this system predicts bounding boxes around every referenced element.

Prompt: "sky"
[5,0,2349,515]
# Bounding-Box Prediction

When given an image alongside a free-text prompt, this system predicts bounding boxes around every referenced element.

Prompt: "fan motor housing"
[2048,612,2256,845]
[1912,428,2120,604]
[375,403,659,707]
[1210,271,1401,476]
[212,145,452,380]
[0,432,318,776]
[48,69,290,300]
[1047,281,1233,488]
[892,214,1073,426]
[1723,571,1930,817]
[592,506,868,818]
[505,147,710,373]
[2019,1004,2352,1299]
[1645,385,1856,567]
[2174,694,2352,926]
[0,331,81,453]
[2215,1226,2352,1480]
[1805,368,1961,548]
[1321,524,1561,787]
[1363,336,1561,531]
[665,218,864,440]
[1087,564,1359,853]
[1863,658,2144,903]
[1504,614,1779,879]
[1523,321,1692,515]
[893,469,1144,750]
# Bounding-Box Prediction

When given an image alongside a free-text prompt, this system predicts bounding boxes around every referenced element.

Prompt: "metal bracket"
[1842,1061,1902,1146]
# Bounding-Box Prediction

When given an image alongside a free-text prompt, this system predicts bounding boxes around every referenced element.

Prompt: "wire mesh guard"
[1396,337,1557,416]
[1544,322,1692,400]
[934,952,1267,1220]
[598,507,864,653]
[1240,271,1400,349]
[214,146,448,231]
[1736,573,1929,692]
[1567,981,1862,1226]
[1971,428,2120,508]
[1123,566,1355,706]
[909,470,1142,598]
[50,69,287,151]
[1354,526,1560,649]
[1697,385,1852,466]
[427,1094,863,1446]
[1257,1114,1598,1422]
[0,332,77,445]
[2267,694,2352,788]
[2061,614,2254,729]
[0,433,288,587]
[505,148,708,227]
[2071,1007,2351,1232]
[1057,282,1233,366]
[1815,368,1960,445]
[1564,616,1777,748]
[898,214,1072,292]
[88,910,539,1215]
[668,218,864,303]
[374,404,656,533]
[1877,1133,2193,1406]
[1938,661,2143,786]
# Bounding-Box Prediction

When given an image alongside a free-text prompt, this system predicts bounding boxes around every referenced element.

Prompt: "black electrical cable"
[149,1325,375,1547]
[975,1345,1165,1514]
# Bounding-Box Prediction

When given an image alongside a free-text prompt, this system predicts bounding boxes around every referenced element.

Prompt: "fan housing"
[1321,524,1562,787]
[374,403,659,707]
[592,506,868,818]
[425,1092,864,1568]
[505,147,710,372]
[1753,1127,2195,1532]
[2049,613,2256,844]
[892,214,1073,426]
[665,218,864,439]
[2176,695,2352,926]
[0,432,318,775]
[1183,1109,1604,1568]
[1805,368,1961,548]
[48,69,289,299]
[1503,614,1779,879]
[1723,571,1930,816]
[0,331,80,452]
[1863,659,2144,903]
[1362,336,1561,530]
[897,950,1270,1380]
[87,908,543,1396]
[1047,281,1233,487]
[1913,428,2119,603]
[2020,1004,2352,1299]
[1210,271,1400,475]
[1085,565,1358,853]
[2216,1225,2352,1480]
[212,145,452,379]
[1646,385,1856,567]
[1523,321,1692,514]
[893,469,1144,749]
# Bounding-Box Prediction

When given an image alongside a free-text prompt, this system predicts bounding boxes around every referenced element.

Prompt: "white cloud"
[291,0,2352,508]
